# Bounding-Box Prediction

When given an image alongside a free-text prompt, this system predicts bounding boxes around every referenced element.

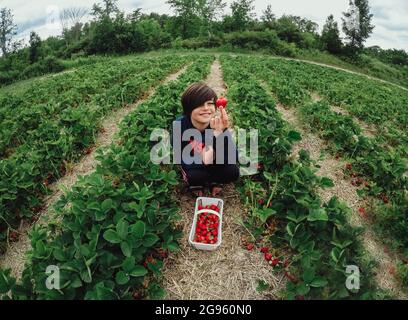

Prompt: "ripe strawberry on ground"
[272,258,280,267]
[358,207,367,219]
[246,243,254,251]
[264,253,273,261]
[260,247,269,253]
[258,199,265,206]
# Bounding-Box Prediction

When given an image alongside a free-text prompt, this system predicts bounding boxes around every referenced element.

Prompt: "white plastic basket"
[188,197,224,251]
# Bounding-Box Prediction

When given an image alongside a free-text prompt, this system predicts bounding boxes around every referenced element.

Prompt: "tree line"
[1,0,407,85]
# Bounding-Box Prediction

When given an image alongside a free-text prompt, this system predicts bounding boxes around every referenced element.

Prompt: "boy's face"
[191,100,216,124]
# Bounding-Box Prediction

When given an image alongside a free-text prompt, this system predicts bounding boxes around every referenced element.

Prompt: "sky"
[1,0,407,51]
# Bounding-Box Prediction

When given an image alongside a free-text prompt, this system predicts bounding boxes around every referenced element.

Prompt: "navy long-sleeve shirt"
[171,115,238,170]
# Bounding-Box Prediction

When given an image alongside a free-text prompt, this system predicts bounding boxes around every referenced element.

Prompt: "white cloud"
[1,0,407,50]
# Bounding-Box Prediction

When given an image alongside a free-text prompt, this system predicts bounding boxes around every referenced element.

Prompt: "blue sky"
[1,0,407,51]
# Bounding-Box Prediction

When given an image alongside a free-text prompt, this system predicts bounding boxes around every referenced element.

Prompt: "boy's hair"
[181,82,217,116]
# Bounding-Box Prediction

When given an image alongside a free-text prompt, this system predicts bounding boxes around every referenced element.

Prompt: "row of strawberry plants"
[296,101,408,289]
[220,55,384,299]
[252,57,407,154]
[0,56,165,158]
[243,57,406,206]
[264,57,408,135]
[0,55,214,300]
[243,56,408,291]
[0,55,192,252]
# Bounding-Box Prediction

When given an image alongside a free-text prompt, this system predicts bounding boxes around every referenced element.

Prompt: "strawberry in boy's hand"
[216,96,228,109]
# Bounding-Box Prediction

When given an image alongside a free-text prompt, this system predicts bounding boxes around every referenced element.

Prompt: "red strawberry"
[260,247,269,254]
[264,253,273,261]
[258,199,265,206]
[216,96,228,109]
[358,207,367,218]
[272,258,280,267]
[246,244,254,251]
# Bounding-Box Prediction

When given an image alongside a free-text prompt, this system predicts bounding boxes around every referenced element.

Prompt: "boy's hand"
[202,145,214,165]
[210,108,230,136]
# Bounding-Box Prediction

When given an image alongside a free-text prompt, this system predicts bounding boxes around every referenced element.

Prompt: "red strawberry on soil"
[358,207,367,218]
[264,253,273,261]
[260,247,269,253]
[272,258,280,267]
[246,244,254,251]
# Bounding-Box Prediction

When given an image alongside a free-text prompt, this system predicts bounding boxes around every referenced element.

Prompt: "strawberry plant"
[220,54,383,299]
[0,56,214,300]
[0,55,194,252]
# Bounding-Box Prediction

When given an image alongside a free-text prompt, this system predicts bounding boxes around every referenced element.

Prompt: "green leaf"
[296,282,310,295]
[310,277,328,288]
[307,208,328,222]
[331,247,340,263]
[122,257,135,273]
[303,268,316,283]
[87,202,100,212]
[103,230,121,244]
[255,208,276,223]
[80,268,92,284]
[288,130,302,142]
[101,199,114,213]
[130,266,148,277]
[116,219,129,240]
[286,222,296,237]
[320,177,334,188]
[95,282,118,300]
[143,233,160,248]
[165,242,180,252]
[115,271,130,285]
[121,241,132,257]
[132,220,146,238]
[53,249,66,262]
[256,280,270,292]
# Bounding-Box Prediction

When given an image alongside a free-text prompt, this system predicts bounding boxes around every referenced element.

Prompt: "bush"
[0,70,20,86]
[224,31,298,57]
[21,56,65,79]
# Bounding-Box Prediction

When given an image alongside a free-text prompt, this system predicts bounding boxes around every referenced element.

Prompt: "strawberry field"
[0,53,407,300]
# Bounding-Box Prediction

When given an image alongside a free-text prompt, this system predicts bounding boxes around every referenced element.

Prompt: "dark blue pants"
[181,165,240,186]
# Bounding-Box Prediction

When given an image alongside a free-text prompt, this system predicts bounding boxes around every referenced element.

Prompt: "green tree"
[230,0,255,31]
[0,7,17,57]
[261,5,276,29]
[321,14,342,54]
[166,0,200,38]
[274,15,302,44]
[28,31,42,64]
[342,0,374,53]
[92,0,119,19]
[197,0,226,35]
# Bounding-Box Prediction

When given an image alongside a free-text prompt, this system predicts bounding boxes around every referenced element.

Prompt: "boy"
[172,82,239,197]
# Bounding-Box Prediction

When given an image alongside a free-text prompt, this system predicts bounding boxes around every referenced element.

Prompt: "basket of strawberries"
[188,197,224,251]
